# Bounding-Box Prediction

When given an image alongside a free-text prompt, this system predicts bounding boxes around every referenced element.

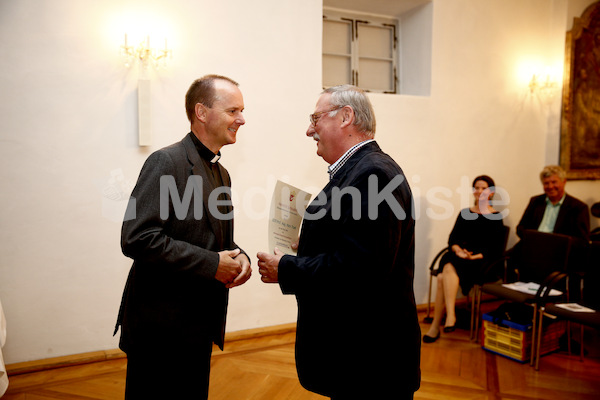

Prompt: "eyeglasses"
[309,105,343,126]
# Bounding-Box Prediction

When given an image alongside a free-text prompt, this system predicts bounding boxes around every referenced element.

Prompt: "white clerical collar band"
[210,154,221,164]
[328,139,374,179]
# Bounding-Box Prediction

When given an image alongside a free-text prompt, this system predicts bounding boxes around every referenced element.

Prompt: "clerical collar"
[189,132,221,163]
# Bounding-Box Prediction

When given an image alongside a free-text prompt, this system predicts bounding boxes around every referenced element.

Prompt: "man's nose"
[306,124,316,137]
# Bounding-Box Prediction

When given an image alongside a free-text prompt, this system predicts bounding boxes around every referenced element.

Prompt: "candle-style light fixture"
[528,68,559,102]
[120,34,172,69]
[119,34,172,147]
[529,73,558,95]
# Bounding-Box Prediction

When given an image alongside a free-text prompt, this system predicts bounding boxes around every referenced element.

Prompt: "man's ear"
[195,103,207,123]
[340,106,353,128]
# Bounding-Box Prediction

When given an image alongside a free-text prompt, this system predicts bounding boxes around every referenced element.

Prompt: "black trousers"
[330,387,415,400]
[124,339,213,400]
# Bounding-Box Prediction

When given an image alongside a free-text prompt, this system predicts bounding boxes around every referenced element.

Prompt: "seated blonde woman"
[423,175,506,343]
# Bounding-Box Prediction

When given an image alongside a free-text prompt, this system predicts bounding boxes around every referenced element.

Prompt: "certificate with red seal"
[268,180,312,255]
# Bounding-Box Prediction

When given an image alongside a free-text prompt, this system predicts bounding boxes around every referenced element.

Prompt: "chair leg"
[424,273,433,323]
[567,320,572,355]
[580,323,584,362]
[530,304,538,367]
[470,285,478,341]
[470,287,475,340]
[535,306,544,371]
[473,286,482,343]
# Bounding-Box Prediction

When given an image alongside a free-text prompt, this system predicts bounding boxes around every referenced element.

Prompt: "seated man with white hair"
[516,165,590,241]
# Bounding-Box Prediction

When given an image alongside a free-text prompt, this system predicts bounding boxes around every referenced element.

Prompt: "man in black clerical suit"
[257,85,421,399]
[115,75,252,399]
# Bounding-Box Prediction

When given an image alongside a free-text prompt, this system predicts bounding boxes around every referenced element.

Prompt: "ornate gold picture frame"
[560,1,600,180]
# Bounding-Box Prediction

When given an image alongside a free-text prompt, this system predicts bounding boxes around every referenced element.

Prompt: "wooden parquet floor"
[3,311,600,399]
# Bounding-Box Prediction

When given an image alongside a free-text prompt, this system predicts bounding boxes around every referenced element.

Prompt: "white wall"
[0,0,598,364]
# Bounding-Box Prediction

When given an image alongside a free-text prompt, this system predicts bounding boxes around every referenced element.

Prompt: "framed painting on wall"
[560,1,600,180]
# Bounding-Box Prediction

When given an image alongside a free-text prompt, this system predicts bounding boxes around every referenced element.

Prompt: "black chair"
[424,225,510,341]
[534,241,600,370]
[423,247,451,324]
[473,230,572,365]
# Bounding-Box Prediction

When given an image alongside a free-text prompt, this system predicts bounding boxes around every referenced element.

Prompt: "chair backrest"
[501,225,510,253]
[513,229,572,283]
[497,225,510,282]
[583,241,600,308]
[568,237,591,275]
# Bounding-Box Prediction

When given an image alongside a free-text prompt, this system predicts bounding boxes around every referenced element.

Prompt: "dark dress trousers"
[115,133,244,398]
[278,142,421,399]
[516,194,590,241]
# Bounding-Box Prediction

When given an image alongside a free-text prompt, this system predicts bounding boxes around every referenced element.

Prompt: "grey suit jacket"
[115,133,243,353]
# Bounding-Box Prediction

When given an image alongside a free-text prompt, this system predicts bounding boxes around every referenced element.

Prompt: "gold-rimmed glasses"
[309,105,343,126]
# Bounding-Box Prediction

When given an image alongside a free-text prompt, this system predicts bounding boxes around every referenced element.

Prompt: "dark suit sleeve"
[516,196,541,238]
[279,167,412,295]
[121,150,220,280]
[575,202,591,241]
[559,196,590,241]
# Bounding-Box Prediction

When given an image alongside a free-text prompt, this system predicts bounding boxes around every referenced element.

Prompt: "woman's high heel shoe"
[422,332,440,343]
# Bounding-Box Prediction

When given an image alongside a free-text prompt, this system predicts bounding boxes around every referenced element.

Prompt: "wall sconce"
[120,34,172,147]
[528,72,559,100]
[120,34,172,69]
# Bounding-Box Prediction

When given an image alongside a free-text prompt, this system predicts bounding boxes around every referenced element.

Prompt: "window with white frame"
[323,10,398,93]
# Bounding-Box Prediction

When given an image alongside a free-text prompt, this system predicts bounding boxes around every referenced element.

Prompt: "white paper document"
[268,180,312,255]
[555,303,596,313]
[502,281,563,297]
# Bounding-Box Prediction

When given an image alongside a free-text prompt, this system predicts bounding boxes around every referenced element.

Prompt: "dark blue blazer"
[278,142,421,398]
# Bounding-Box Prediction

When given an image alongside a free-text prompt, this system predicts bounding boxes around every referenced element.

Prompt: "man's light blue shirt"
[537,194,566,233]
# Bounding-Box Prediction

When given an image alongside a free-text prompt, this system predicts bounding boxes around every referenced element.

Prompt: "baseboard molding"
[6,322,298,376]
[6,348,126,376]
[6,302,476,376]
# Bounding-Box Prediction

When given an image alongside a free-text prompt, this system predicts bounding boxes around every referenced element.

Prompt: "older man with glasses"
[258,85,421,399]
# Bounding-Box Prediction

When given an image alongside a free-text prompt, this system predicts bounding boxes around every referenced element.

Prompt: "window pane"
[323,20,352,55]
[323,54,351,87]
[357,24,393,59]
[358,59,393,92]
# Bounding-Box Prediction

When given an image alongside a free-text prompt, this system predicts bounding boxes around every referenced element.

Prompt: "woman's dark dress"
[439,209,506,295]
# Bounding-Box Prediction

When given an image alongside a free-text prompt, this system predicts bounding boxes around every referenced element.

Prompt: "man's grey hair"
[322,85,376,138]
[540,165,567,181]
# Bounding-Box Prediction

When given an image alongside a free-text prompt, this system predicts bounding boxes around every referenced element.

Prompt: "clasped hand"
[452,245,483,260]
[215,248,252,288]
[256,248,285,283]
